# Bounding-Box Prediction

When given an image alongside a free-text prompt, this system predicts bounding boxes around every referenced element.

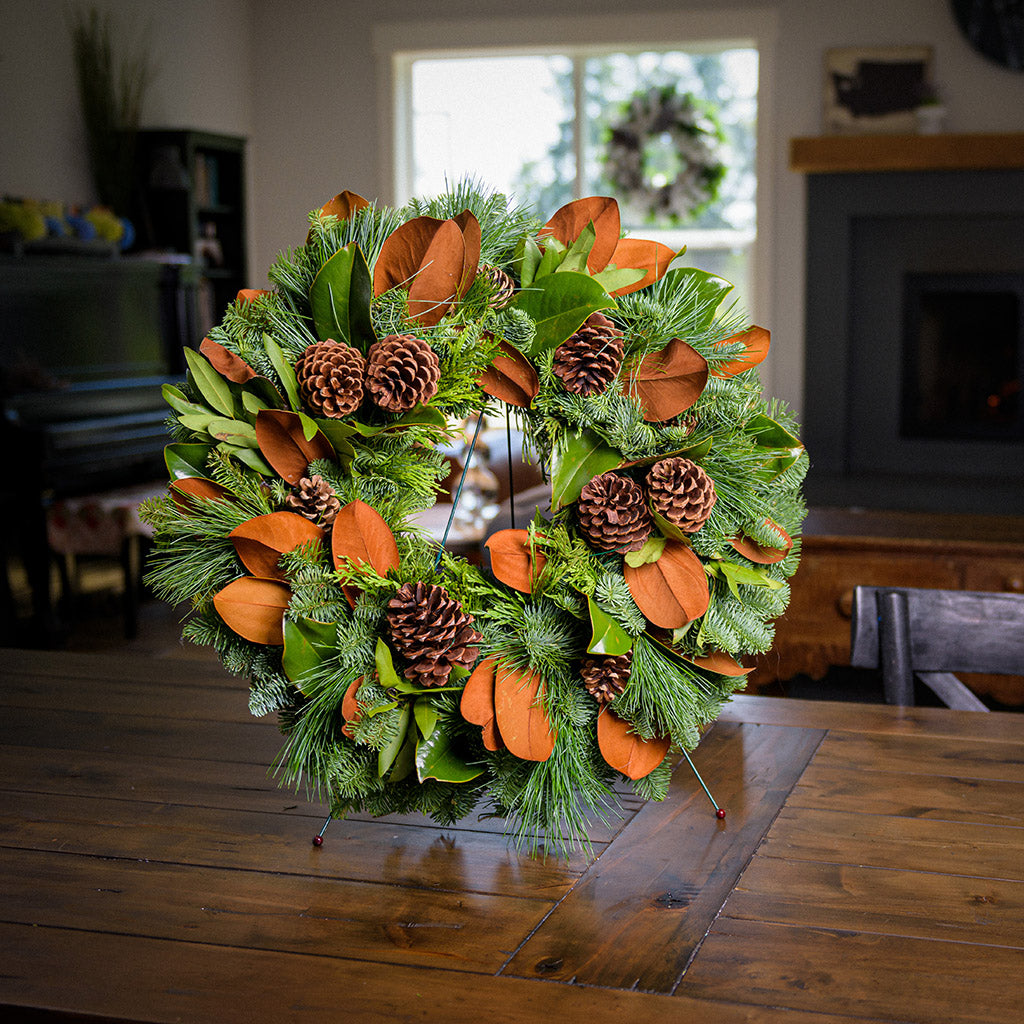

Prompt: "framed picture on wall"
[823,46,934,133]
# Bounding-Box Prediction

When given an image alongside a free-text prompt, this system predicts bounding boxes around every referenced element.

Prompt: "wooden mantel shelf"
[790,132,1024,173]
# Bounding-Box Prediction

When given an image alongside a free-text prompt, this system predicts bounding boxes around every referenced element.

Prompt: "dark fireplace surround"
[802,160,1024,515]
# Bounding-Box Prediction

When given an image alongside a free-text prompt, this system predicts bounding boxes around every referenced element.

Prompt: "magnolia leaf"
[213,576,291,645]
[622,337,709,423]
[169,477,229,508]
[618,436,714,471]
[341,676,363,738]
[460,658,502,752]
[729,520,793,565]
[517,234,543,289]
[606,237,678,296]
[550,427,621,509]
[236,288,272,305]
[649,507,693,543]
[332,500,400,604]
[207,416,259,447]
[541,196,620,273]
[183,346,235,418]
[375,637,404,692]
[263,336,301,412]
[416,718,484,783]
[254,409,335,485]
[709,560,785,590]
[713,325,770,378]
[387,732,417,783]
[624,534,667,568]
[282,616,337,687]
[684,650,755,678]
[746,412,804,480]
[177,411,216,433]
[199,336,257,383]
[586,596,633,656]
[534,239,566,280]
[241,391,271,417]
[624,540,709,629]
[494,662,556,762]
[413,696,439,740]
[378,704,411,777]
[319,190,370,222]
[230,512,325,581]
[312,418,357,467]
[591,266,648,294]
[453,209,482,297]
[485,529,545,593]
[369,405,449,433]
[556,221,596,273]
[513,271,615,356]
[309,242,373,349]
[478,341,540,408]
[226,445,275,476]
[162,384,209,419]
[597,708,670,780]
[165,443,212,480]
[658,268,733,331]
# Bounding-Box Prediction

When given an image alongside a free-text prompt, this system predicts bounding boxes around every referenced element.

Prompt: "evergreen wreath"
[604,84,727,224]
[141,181,806,857]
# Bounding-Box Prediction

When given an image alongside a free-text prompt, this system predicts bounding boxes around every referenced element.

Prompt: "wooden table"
[2,649,1023,1023]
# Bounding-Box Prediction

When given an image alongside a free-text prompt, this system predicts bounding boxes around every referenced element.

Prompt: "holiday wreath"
[604,84,727,224]
[141,182,805,856]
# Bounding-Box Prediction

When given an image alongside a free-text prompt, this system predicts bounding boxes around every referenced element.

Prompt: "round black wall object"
[951,0,1024,71]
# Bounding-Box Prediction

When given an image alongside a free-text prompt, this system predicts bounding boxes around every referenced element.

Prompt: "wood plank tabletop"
[2,648,1022,1023]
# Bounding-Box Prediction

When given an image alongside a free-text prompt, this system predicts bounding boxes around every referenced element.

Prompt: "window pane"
[410,56,574,207]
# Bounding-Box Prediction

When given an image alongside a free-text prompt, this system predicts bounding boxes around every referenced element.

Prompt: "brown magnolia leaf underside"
[331,500,400,605]
[199,336,257,383]
[321,190,370,221]
[254,409,335,485]
[341,676,363,739]
[713,325,771,378]
[686,651,754,676]
[729,519,793,564]
[607,237,677,296]
[624,540,710,629]
[596,708,671,780]
[623,337,709,423]
[484,529,546,593]
[478,341,540,408]
[453,209,482,297]
[494,662,556,762]
[229,511,325,581]
[460,658,502,751]
[213,576,291,645]
[170,477,229,506]
[236,288,271,304]
[541,196,621,274]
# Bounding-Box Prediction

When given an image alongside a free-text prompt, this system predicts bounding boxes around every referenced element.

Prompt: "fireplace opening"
[902,273,1023,442]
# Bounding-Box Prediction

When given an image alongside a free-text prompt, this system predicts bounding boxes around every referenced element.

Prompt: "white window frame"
[374,9,778,383]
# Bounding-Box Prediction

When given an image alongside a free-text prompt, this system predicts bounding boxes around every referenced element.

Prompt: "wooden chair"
[850,586,1024,711]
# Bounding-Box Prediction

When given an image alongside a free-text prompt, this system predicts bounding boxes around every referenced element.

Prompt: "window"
[397,44,758,307]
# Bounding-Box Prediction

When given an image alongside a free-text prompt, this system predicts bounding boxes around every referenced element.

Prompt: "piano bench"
[45,482,166,640]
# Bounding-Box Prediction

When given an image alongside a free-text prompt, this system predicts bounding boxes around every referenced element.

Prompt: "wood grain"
[501,721,823,991]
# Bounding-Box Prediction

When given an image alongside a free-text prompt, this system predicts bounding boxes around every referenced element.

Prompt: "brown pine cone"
[552,312,624,396]
[386,581,483,687]
[480,263,515,309]
[577,472,652,553]
[366,334,441,413]
[646,457,717,533]
[294,339,366,418]
[284,474,341,526]
[580,650,632,704]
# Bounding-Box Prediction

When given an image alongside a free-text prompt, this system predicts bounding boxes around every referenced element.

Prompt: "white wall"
[5,0,1024,417]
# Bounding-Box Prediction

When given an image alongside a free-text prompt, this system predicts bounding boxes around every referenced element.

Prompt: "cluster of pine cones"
[576,457,717,553]
[295,334,441,418]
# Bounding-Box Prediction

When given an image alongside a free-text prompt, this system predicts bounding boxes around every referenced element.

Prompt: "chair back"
[850,586,1024,710]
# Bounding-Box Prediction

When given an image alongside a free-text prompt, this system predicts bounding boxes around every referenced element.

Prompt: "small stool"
[45,481,166,639]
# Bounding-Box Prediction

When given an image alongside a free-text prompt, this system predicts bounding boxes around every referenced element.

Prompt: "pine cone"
[386,581,483,687]
[284,474,341,526]
[580,650,632,704]
[646,457,717,533]
[294,339,366,418]
[481,263,515,309]
[366,334,441,413]
[552,312,624,396]
[577,472,652,553]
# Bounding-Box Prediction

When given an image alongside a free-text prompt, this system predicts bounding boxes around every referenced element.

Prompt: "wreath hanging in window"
[604,84,727,224]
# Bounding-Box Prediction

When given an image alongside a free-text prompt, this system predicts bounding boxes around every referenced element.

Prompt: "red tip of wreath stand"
[715,808,726,820]
[312,834,323,847]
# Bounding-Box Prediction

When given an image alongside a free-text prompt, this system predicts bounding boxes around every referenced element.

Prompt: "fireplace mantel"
[790,133,1024,174]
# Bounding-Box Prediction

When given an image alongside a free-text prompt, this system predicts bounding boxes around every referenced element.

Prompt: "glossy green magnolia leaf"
[747,413,804,480]
[241,391,271,417]
[413,696,439,740]
[165,443,213,480]
[378,703,411,777]
[415,720,484,783]
[281,616,337,687]
[513,271,615,356]
[618,436,714,471]
[177,411,216,433]
[707,559,785,601]
[517,235,543,289]
[162,384,209,419]
[207,417,259,447]
[223,444,274,476]
[386,731,416,782]
[263,335,301,411]
[550,427,622,509]
[586,595,633,656]
[184,347,235,418]
[658,268,733,332]
[375,637,403,690]
[649,507,692,543]
[309,242,373,349]
[624,534,667,568]
[592,266,647,293]
[557,222,596,273]
[313,418,357,466]
[534,237,567,280]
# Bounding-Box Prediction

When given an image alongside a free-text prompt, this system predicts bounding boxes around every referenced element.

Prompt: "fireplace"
[797,140,1024,515]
